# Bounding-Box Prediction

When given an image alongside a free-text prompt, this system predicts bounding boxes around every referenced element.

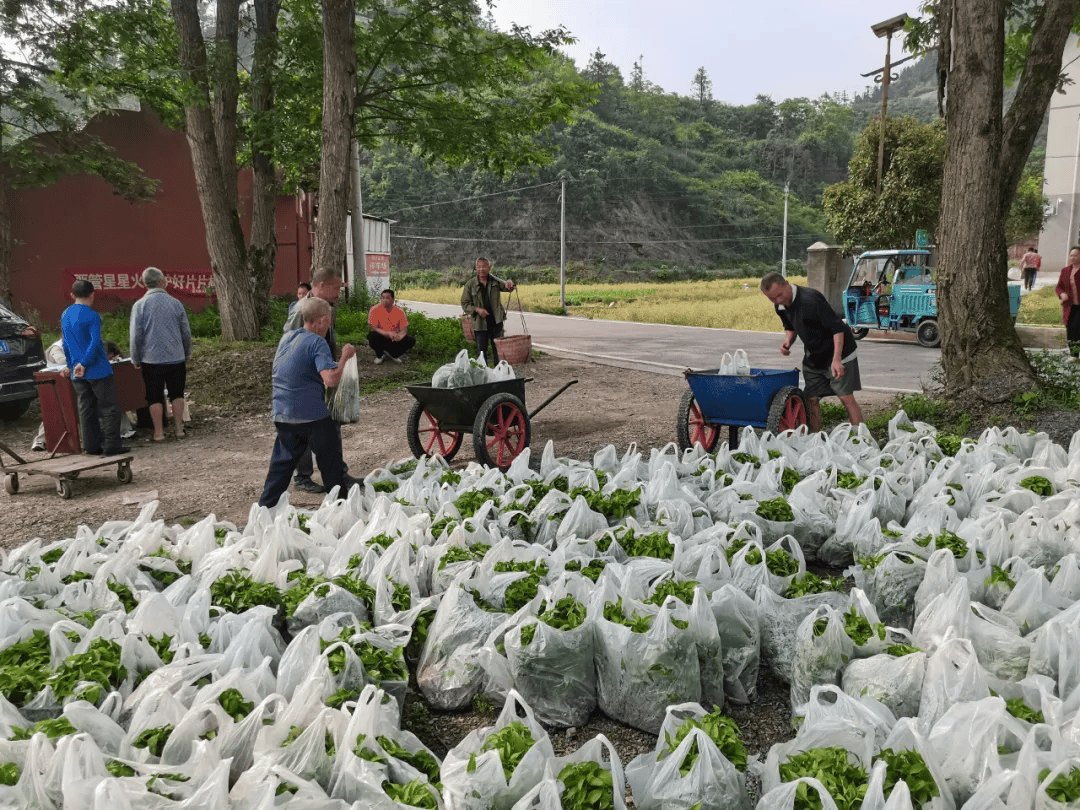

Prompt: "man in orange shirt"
[367,289,415,364]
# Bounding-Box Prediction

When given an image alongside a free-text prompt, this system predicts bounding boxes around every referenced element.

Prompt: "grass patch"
[400,277,792,333]
[1018,287,1065,326]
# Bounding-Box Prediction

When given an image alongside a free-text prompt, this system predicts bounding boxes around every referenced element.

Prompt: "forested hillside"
[362,51,954,272]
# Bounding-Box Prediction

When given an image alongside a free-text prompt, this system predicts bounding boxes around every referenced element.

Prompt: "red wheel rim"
[484,402,527,466]
[688,399,719,450]
[419,410,460,456]
[779,396,807,431]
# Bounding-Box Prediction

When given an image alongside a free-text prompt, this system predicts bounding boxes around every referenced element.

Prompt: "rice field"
[400,277,1067,330]
[399,277,793,332]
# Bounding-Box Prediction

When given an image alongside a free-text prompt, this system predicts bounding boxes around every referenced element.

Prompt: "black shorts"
[141,361,187,406]
[802,357,861,399]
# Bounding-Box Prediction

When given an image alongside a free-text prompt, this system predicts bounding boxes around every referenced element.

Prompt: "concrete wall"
[1039,36,1080,269]
[805,242,854,315]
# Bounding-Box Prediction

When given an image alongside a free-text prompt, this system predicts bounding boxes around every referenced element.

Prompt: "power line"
[381,181,560,216]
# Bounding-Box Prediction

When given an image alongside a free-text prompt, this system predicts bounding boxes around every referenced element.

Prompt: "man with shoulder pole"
[760,271,864,432]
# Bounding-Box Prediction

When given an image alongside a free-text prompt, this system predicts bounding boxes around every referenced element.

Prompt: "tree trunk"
[171,0,258,341]
[311,0,355,280]
[213,0,241,214]
[937,0,1032,398]
[0,171,12,309]
[248,0,280,328]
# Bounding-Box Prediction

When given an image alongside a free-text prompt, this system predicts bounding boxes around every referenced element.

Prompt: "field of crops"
[400,279,1065,331]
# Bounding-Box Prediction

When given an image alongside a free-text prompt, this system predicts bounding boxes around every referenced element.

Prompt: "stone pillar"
[805,242,853,315]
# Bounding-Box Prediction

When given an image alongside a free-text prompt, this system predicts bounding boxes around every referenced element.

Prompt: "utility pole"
[781,181,790,276]
[867,14,911,193]
[560,174,567,309]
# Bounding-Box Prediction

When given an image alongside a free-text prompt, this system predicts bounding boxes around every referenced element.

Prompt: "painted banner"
[365,253,391,297]
[64,267,215,300]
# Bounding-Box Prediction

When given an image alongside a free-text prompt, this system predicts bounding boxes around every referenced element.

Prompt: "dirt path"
[0,354,896,549]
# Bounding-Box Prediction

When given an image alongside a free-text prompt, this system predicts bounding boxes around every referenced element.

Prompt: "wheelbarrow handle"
[528,379,578,419]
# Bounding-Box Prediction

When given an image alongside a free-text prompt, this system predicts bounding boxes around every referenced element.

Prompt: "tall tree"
[912,0,1080,395]
[692,66,712,108]
[168,0,280,341]
[311,0,355,280]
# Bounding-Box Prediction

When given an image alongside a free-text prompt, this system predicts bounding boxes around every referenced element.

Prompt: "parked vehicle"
[842,249,1022,348]
[0,303,45,421]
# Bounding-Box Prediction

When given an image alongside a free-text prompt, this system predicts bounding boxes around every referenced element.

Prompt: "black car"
[0,303,45,421]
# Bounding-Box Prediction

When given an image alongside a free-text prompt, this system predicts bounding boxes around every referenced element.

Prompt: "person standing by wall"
[288,282,312,314]
[282,267,347,493]
[1020,246,1041,291]
[61,280,130,455]
[1057,246,1080,362]
[760,271,864,431]
[259,296,361,507]
[461,257,515,364]
[129,267,193,441]
[367,289,415,364]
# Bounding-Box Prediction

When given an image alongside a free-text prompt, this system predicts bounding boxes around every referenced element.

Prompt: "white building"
[1039,36,1080,267]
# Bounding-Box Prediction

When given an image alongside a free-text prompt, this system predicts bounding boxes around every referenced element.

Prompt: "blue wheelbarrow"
[676,368,808,451]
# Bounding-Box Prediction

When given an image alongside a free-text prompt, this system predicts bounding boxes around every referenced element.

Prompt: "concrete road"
[401,301,939,394]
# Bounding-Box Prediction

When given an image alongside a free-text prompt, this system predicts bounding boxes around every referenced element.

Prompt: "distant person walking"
[130,267,193,441]
[461,257,515,364]
[61,280,129,456]
[1057,247,1080,363]
[1020,246,1041,291]
[289,282,312,314]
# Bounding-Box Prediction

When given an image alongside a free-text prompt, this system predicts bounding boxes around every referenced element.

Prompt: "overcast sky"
[490,0,925,106]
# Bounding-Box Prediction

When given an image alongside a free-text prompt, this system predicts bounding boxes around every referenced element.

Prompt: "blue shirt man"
[258,296,360,507]
[60,280,129,455]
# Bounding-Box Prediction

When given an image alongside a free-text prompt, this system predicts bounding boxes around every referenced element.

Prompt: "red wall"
[10,106,312,326]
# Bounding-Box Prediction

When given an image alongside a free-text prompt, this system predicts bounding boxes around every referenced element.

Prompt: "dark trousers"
[261,417,347,507]
[1024,269,1037,290]
[72,375,122,454]
[1068,306,1080,357]
[295,421,345,481]
[368,331,416,359]
[474,321,503,364]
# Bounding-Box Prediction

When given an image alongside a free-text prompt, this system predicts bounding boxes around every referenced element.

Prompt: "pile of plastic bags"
[1,411,1080,808]
[431,350,515,389]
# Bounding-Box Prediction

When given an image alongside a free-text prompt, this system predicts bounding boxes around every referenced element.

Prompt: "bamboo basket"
[495,288,531,365]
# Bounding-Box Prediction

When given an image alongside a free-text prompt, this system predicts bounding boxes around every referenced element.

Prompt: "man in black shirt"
[760,272,864,431]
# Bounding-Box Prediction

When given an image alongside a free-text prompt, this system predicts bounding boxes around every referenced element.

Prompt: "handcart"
[406,377,578,469]
[676,368,808,451]
[0,439,133,499]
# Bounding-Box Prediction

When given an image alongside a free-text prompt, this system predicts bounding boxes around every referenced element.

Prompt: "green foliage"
[0,629,53,705]
[779,747,868,810]
[756,497,794,522]
[48,638,127,701]
[783,573,847,599]
[9,717,78,741]
[131,725,174,758]
[1019,476,1054,496]
[913,529,968,560]
[874,748,940,810]
[0,763,17,786]
[661,709,747,772]
[558,761,614,810]
[843,607,886,647]
[1041,767,1080,803]
[614,527,672,559]
[376,736,440,783]
[603,598,653,633]
[479,722,536,781]
[382,779,439,809]
[1005,697,1044,724]
[209,570,282,613]
[217,689,254,722]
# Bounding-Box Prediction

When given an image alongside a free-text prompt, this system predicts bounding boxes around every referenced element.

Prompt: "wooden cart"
[0,440,133,499]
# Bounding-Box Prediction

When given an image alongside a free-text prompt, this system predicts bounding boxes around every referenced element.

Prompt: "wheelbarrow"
[0,439,133,499]
[676,368,808,452]
[406,377,578,469]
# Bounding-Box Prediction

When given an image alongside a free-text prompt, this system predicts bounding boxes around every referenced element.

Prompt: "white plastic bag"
[732,349,751,377]
[328,355,360,423]
[718,353,735,376]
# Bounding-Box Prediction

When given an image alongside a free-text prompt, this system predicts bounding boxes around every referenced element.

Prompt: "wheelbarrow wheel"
[56,478,74,499]
[4,473,17,495]
[767,386,808,435]
[407,400,463,461]
[916,318,940,348]
[676,389,720,452]
[851,327,869,340]
[117,461,133,484]
[473,393,531,470]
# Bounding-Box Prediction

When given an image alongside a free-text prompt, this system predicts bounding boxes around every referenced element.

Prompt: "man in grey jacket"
[461,257,515,364]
